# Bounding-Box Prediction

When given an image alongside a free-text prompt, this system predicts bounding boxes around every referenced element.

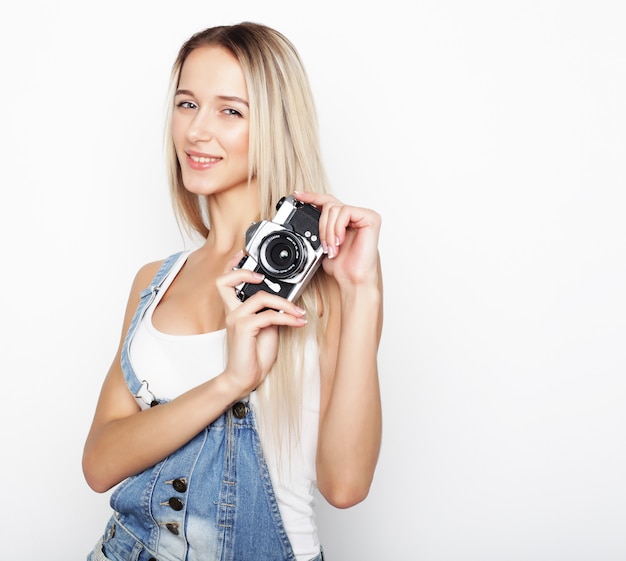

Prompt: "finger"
[293,190,340,207]
[328,205,382,249]
[216,266,265,313]
[225,300,307,338]
[320,203,344,258]
[216,267,264,292]
[235,290,307,319]
[241,308,308,333]
[331,205,355,248]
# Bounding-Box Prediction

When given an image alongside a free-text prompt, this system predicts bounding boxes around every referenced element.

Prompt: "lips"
[186,151,222,170]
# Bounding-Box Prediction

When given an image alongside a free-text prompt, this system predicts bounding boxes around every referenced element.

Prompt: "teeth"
[190,155,219,163]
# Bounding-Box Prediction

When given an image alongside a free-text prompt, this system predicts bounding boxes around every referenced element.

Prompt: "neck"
[203,184,260,256]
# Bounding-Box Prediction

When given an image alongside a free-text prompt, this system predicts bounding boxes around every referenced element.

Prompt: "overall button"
[172,478,187,493]
[169,497,184,511]
[232,401,248,419]
[166,522,179,535]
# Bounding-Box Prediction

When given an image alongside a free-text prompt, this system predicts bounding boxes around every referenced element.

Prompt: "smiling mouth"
[189,154,221,163]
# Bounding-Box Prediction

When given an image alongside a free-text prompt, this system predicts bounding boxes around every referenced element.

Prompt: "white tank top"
[129,251,321,561]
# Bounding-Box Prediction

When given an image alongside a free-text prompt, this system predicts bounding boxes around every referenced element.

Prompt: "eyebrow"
[174,89,249,106]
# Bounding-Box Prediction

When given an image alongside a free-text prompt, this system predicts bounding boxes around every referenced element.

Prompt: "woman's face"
[172,46,251,197]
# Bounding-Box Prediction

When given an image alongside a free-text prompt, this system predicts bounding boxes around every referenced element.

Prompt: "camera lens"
[259,231,306,279]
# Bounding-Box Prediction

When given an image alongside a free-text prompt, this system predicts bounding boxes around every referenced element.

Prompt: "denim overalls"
[88,252,323,561]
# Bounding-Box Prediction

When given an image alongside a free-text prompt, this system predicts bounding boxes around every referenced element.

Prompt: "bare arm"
[294,191,383,509]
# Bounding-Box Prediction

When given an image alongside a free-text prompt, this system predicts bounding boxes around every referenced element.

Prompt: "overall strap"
[120,251,187,403]
[148,251,186,291]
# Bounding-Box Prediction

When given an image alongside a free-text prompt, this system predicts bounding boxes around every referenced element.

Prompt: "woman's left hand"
[293,191,381,287]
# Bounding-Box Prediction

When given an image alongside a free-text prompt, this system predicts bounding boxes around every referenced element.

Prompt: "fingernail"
[295,306,306,315]
[252,272,265,280]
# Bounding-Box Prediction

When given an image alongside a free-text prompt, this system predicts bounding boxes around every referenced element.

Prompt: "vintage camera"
[234,195,325,304]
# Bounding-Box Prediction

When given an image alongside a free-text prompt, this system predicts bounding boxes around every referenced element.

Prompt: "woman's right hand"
[215,251,307,398]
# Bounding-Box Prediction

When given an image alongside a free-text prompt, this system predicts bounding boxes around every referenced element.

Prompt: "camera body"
[234,195,325,304]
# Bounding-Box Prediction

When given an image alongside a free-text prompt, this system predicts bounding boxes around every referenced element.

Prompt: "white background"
[1,1,625,559]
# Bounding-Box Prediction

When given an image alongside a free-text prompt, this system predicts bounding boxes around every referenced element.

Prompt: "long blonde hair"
[164,22,331,454]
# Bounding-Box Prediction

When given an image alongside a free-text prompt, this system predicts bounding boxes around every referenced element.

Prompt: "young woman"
[83,22,383,561]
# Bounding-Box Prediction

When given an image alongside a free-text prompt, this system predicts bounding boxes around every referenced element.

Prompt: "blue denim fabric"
[87,253,318,561]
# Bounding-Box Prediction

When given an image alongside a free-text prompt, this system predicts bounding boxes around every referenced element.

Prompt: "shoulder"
[131,251,188,294]
[117,256,170,327]
[132,259,166,292]
[127,251,183,305]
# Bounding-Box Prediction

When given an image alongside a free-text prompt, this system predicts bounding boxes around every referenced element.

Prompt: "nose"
[187,109,214,143]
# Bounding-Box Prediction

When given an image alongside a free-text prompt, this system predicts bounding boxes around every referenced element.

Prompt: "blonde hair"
[164,22,331,457]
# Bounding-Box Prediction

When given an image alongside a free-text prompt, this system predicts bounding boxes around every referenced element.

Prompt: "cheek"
[224,127,249,158]
[171,119,184,148]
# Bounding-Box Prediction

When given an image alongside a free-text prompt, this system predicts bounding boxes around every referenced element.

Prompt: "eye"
[176,100,198,110]
[223,108,243,117]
